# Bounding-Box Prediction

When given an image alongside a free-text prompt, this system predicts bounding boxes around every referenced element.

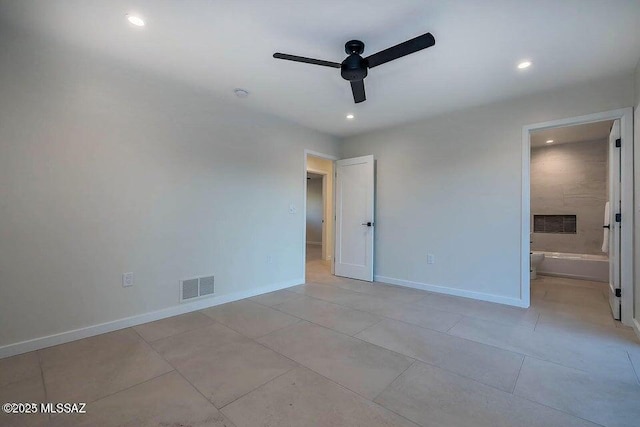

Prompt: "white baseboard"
[374,275,528,308]
[0,278,303,359]
[306,241,322,246]
[633,318,640,342]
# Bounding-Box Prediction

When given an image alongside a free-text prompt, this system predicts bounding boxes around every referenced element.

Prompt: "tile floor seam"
[346,317,386,337]
[446,319,633,380]
[248,289,300,308]
[129,327,224,410]
[289,319,425,363]
[370,359,418,403]
[444,314,464,333]
[251,326,418,405]
[257,319,418,368]
[216,365,299,411]
[512,390,609,427]
[444,316,634,376]
[362,315,530,368]
[533,312,541,331]
[73,369,177,407]
[252,318,306,340]
[136,315,216,345]
[510,356,526,394]
[266,299,360,331]
[626,350,640,385]
[220,363,424,427]
[403,300,542,330]
[347,304,466,336]
[200,306,302,341]
[416,358,611,427]
[35,349,52,425]
[271,298,386,336]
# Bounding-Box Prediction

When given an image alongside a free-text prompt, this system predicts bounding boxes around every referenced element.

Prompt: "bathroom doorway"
[522,108,633,325]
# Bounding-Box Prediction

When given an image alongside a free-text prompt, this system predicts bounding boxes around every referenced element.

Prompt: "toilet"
[530,251,545,280]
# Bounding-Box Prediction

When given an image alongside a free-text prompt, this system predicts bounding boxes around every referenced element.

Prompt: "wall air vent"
[180,275,215,302]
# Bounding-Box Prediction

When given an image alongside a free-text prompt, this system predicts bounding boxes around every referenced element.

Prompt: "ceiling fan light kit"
[274,32,436,104]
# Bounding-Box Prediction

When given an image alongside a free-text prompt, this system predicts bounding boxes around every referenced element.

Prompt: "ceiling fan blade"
[273,53,341,68]
[365,32,435,68]
[350,80,366,103]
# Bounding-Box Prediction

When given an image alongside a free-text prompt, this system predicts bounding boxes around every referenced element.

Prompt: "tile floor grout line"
[445,315,464,333]
[382,356,609,427]
[221,358,424,427]
[217,365,299,411]
[533,312,541,331]
[350,317,386,337]
[35,349,52,424]
[281,306,533,397]
[293,286,492,337]
[371,359,417,403]
[511,356,526,394]
[270,295,384,338]
[134,312,216,345]
[627,350,640,385]
[316,287,542,334]
[129,327,221,410]
[80,369,176,407]
[251,326,419,405]
[364,313,532,362]
[513,392,609,427]
[134,322,302,414]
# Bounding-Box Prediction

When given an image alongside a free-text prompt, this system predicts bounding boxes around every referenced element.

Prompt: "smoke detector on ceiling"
[234,88,249,98]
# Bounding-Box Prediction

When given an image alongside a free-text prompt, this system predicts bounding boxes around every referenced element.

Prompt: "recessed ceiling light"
[517,61,532,69]
[233,88,249,98]
[346,114,355,120]
[126,15,145,27]
[546,140,554,144]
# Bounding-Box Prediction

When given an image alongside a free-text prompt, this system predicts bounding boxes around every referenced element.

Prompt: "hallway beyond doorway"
[306,243,330,283]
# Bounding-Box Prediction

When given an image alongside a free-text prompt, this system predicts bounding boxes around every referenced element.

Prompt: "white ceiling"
[531,120,614,147]
[2,0,639,137]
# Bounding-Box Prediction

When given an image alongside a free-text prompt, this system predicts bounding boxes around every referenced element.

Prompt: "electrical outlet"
[122,272,134,287]
[427,254,435,265]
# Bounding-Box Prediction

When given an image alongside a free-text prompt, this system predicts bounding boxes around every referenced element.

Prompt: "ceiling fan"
[273,32,435,104]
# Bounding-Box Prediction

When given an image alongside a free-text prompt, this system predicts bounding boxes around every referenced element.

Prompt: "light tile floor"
[1,250,639,426]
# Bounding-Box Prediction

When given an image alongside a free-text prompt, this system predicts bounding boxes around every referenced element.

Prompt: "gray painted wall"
[0,29,340,349]
[341,73,633,303]
[306,178,323,243]
[530,140,608,255]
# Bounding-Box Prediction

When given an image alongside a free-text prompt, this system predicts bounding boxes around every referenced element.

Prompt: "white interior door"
[334,155,374,281]
[608,119,621,319]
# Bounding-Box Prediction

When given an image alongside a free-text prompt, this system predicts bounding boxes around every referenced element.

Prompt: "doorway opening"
[522,108,633,325]
[305,153,335,282]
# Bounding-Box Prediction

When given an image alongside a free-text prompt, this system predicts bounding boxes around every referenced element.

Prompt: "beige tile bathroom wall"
[531,139,608,255]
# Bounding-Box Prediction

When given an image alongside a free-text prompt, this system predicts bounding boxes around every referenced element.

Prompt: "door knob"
[361,222,374,227]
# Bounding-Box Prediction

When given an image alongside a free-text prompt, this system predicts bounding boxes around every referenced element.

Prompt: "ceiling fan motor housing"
[341,55,368,81]
[341,40,368,81]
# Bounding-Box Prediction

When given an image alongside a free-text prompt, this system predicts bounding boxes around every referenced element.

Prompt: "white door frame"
[521,107,634,325]
[306,170,327,255]
[303,150,338,280]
